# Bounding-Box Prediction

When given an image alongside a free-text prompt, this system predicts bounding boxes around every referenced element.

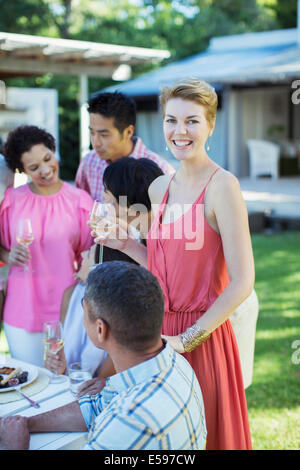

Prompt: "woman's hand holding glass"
[88,201,115,233]
[88,201,125,256]
[9,219,34,270]
[44,347,66,376]
[8,244,30,268]
[43,321,67,383]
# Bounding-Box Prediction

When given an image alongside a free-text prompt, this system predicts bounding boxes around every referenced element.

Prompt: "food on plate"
[0,367,21,385]
[0,367,15,374]
[15,371,28,384]
[0,368,28,389]
[8,378,19,386]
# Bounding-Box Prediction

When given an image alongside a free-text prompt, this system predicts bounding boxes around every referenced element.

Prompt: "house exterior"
[0,87,59,187]
[104,28,300,177]
[0,87,59,151]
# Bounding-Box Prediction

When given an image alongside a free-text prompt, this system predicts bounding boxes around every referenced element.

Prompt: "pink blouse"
[0,182,93,332]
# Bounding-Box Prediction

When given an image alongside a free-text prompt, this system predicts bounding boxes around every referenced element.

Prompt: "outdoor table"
[0,358,87,450]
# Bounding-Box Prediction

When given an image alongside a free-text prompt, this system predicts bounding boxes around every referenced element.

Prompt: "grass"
[1,231,300,449]
[246,231,300,450]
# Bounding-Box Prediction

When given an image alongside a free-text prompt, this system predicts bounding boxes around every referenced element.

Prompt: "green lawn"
[246,231,300,450]
[1,232,300,449]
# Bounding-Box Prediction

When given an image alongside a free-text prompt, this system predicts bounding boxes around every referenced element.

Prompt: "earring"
[206,138,211,152]
[165,145,169,152]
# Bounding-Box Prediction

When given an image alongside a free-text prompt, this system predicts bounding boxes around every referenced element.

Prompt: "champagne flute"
[89,199,102,227]
[89,202,116,264]
[16,218,34,272]
[43,321,66,384]
[88,200,103,268]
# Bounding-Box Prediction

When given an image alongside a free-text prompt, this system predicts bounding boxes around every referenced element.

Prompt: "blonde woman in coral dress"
[94,78,254,450]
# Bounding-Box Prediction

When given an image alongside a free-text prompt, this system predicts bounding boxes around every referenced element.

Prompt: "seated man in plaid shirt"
[0,262,207,450]
[75,91,174,202]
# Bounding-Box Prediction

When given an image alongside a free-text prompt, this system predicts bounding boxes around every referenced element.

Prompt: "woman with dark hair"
[0,125,93,366]
[103,156,162,210]
[44,156,163,386]
[100,156,163,262]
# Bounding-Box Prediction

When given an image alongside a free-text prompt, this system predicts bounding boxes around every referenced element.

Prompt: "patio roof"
[0,32,170,79]
[105,28,300,97]
[0,31,170,158]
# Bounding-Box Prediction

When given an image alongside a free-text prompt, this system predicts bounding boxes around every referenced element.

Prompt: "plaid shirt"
[75,137,175,202]
[78,342,207,450]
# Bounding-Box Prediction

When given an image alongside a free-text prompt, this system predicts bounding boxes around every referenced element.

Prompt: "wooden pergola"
[0,32,170,158]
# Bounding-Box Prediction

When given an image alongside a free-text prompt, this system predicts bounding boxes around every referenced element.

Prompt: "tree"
[0,0,53,35]
[0,0,296,179]
[259,0,297,29]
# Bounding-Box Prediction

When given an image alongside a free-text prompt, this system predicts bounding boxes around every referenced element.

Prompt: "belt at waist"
[165,309,206,315]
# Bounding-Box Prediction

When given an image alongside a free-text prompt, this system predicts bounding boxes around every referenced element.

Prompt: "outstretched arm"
[0,402,87,450]
[91,175,172,268]
[165,172,255,353]
[28,401,87,433]
[93,220,148,268]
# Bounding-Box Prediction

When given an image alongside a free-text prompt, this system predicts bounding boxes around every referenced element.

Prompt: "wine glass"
[16,218,34,272]
[89,200,103,227]
[89,202,116,264]
[43,321,66,384]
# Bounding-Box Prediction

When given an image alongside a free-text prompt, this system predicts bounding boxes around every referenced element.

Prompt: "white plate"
[0,358,38,392]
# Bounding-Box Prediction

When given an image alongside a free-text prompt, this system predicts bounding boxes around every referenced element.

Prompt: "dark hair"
[97,157,163,264]
[88,91,136,134]
[84,261,164,352]
[103,157,163,211]
[3,125,56,173]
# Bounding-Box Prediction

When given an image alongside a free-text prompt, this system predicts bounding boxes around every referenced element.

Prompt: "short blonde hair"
[160,77,218,128]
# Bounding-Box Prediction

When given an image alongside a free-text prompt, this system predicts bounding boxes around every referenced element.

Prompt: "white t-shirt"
[63,283,107,377]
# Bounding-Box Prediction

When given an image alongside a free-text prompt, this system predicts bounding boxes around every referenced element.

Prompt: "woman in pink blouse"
[0,126,93,366]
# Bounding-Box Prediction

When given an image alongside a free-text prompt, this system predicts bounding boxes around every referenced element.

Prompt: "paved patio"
[240,177,300,219]
[165,155,300,220]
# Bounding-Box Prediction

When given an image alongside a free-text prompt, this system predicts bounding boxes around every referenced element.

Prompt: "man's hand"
[77,377,106,398]
[0,416,30,450]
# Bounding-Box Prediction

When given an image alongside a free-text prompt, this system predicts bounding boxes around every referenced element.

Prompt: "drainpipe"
[79,74,89,161]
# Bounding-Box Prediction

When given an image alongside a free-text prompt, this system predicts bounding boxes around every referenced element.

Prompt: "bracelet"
[180,324,211,352]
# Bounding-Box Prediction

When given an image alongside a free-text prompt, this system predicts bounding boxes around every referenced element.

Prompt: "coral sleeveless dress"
[147,168,252,450]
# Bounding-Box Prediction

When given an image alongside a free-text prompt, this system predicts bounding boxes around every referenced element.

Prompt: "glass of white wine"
[89,202,116,265]
[16,218,34,272]
[43,321,66,384]
[89,199,102,227]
